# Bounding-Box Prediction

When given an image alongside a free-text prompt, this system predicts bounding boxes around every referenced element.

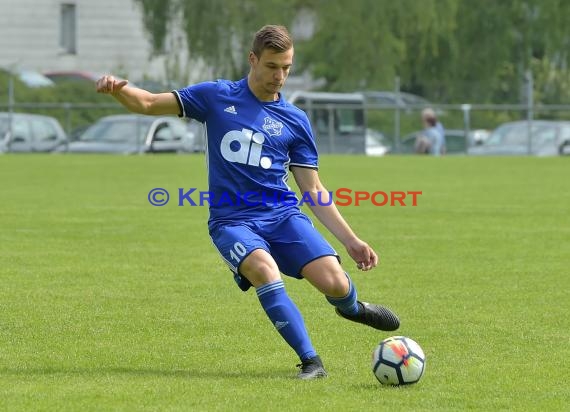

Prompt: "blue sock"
[256,280,317,361]
[326,273,360,315]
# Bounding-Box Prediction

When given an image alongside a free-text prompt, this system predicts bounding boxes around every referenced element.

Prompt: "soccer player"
[96,25,399,380]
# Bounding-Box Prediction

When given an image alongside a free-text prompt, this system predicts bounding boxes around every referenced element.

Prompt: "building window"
[60,3,76,54]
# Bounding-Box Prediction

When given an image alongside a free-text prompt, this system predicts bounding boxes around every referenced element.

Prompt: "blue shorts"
[209,212,339,291]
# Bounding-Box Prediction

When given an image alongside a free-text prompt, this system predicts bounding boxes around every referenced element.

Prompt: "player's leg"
[210,223,326,379]
[240,249,327,379]
[301,257,400,331]
[267,213,399,331]
[301,255,357,313]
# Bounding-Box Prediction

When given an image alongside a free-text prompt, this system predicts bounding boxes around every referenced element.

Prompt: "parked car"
[0,112,68,153]
[0,68,55,88]
[43,71,133,87]
[470,129,491,145]
[187,119,206,153]
[43,70,101,84]
[60,114,198,154]
[359,91,443,114]
[468,120,570,156]
[288,91,367,154]
[365,128,391,156]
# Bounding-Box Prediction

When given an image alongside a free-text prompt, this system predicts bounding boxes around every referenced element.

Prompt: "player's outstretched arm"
[96,75,180,116]
[291,166,378,271]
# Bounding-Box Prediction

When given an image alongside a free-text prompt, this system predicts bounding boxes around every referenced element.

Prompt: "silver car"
[0,112,68,153]
[468,120,570,156]
[62,114,199,154]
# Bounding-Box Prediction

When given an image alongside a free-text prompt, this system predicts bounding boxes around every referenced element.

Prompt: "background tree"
[298,0,459,94]
[449,0,570,104]
[135,0,301,80]
[91,1,570,108]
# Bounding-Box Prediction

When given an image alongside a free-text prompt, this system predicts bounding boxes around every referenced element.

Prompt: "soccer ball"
[371,336,426,385]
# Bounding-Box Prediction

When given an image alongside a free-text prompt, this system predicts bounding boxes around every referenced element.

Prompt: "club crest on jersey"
[262,117,283,137]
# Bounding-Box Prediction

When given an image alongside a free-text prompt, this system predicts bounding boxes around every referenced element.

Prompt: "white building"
[0,0,195,85]
[0,1,320,91]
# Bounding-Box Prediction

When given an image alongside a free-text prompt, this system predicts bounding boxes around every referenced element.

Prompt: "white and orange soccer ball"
[372,336,426,385]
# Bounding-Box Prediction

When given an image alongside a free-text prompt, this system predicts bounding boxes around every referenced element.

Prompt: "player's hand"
[345,238,378,271]
[96,75,128,95]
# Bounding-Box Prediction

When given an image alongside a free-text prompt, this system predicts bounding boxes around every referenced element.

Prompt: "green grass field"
[1,154,568,411]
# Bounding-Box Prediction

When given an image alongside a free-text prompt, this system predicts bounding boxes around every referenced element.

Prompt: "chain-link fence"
[2,74,570,155]
[366,103,570,154]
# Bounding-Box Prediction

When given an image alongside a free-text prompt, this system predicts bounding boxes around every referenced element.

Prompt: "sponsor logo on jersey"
[220,128,272,169]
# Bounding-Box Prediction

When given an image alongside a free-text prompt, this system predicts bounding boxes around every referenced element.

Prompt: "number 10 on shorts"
[230,242,247,263]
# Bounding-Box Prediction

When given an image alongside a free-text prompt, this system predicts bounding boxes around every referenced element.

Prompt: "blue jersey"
[174,78,318,227]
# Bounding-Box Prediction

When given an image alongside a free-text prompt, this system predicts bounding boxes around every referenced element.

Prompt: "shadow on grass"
[350,382,418,391]
[0,366,294,380]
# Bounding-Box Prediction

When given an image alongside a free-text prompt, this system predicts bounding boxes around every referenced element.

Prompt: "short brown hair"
[251,25,293,57]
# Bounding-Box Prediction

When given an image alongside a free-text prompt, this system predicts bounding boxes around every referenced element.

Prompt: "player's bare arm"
[96,75,180,116]
[291,166,378,271]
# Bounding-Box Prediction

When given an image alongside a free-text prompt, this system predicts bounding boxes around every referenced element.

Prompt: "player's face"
[249,48,293,101]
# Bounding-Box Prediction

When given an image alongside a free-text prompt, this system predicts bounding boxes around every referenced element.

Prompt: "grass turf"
[0,154,568,411]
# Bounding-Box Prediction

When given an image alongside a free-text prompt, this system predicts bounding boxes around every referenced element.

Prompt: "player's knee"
[326,275,350,297]
[315,270,350,297]
[240,250,280,286]
[302,256,349,296]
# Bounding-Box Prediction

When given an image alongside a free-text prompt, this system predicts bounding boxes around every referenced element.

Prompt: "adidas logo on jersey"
[224,105,237,114]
